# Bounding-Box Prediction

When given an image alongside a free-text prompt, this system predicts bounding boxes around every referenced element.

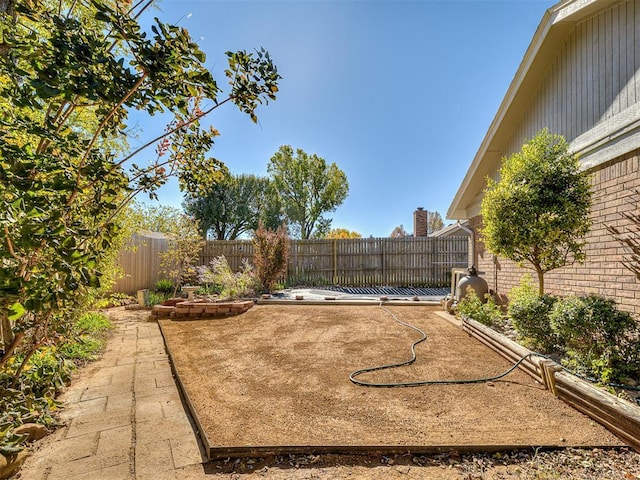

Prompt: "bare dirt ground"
[159,304,624,459]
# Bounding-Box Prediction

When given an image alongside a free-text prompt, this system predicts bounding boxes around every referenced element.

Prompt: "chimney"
[413,207,428,237]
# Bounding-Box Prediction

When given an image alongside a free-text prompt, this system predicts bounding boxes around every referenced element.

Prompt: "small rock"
[14,423,47,442]
[0,451,29,480]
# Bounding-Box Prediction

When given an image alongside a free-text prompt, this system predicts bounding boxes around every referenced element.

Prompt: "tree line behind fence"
[113,234,470,293]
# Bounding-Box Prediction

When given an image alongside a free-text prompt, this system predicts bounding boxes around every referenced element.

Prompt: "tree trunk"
[536,266,545,297]
[1,313,13,352]
[0,331,24,370]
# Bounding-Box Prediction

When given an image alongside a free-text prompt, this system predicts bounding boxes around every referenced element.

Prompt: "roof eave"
[447,0,621,221]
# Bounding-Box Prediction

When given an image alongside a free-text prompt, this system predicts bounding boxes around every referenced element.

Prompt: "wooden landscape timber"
[461,317,640,453]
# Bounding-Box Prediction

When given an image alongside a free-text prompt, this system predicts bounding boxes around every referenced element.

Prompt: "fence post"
[332,239,337,284]
[430,237,436,285]
[382,238,387,285]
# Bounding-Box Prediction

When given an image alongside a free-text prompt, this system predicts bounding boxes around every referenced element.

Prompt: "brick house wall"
[470,148,640,315]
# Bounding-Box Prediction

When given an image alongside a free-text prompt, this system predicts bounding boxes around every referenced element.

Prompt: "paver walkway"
[18,308,207,480]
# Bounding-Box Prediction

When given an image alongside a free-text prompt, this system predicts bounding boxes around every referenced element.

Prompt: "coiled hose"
[349,304,640,403]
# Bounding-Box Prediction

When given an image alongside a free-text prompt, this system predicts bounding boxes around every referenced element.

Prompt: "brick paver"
[18,308,206,479]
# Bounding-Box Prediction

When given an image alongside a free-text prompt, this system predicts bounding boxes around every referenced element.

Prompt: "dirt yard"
[159,304,623,459]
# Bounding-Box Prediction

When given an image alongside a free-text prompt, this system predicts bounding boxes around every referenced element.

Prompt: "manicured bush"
[456,289,503,327]
[507,276,559,352]
[549,295,640,383]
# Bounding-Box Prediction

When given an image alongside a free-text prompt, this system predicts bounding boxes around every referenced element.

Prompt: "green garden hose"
[349,304,640,404]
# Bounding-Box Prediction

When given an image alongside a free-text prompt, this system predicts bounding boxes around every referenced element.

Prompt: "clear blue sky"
[132,0,557,238]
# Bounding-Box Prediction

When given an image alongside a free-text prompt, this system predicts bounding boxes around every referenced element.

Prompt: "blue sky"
[133,0,557,237]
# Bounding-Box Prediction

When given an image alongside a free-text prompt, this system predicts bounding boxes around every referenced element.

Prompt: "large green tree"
[0,0,279,371]
[267,145,348,239]
[183,173,282,239]
[480,129,592,295]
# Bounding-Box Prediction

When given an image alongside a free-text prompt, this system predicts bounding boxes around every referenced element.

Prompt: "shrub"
[195,284,222,296]
[155,279,174,294]
[549,295,640,383]
[145,291,167,307]
[253,224,290,292]
[198,256,258,300]
[456,289,503,327]
[1,311,114,456]
[507,276,559,352]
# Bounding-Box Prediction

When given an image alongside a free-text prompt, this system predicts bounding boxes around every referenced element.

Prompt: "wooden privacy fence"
[112,232,169,294]
[113,236,469,293]
[200,237,469,287]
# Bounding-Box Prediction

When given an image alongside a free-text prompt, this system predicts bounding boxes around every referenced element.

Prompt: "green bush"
[1,311,114,456]
[549,294,640,383]
[145,291,167,307]
[154,279,175,294]
[456,289,503,327]
[195,284,222,296]
[507,276,559,351]
[18,348,74,399]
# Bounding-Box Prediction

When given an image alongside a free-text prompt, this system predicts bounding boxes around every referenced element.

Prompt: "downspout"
[456,222,475,269]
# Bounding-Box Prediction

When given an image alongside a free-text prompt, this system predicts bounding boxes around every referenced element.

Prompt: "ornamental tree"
[132,203,204,295]
[253,223,290,292]
[267,145,348,239]
[0,1,279,371]
[480,129,592,296]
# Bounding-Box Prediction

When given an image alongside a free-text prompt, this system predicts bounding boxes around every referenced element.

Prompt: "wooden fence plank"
[112,233,169,294]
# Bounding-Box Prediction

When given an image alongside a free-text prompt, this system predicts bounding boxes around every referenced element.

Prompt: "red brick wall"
[470,149,640,315]
[413,208,428,237]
